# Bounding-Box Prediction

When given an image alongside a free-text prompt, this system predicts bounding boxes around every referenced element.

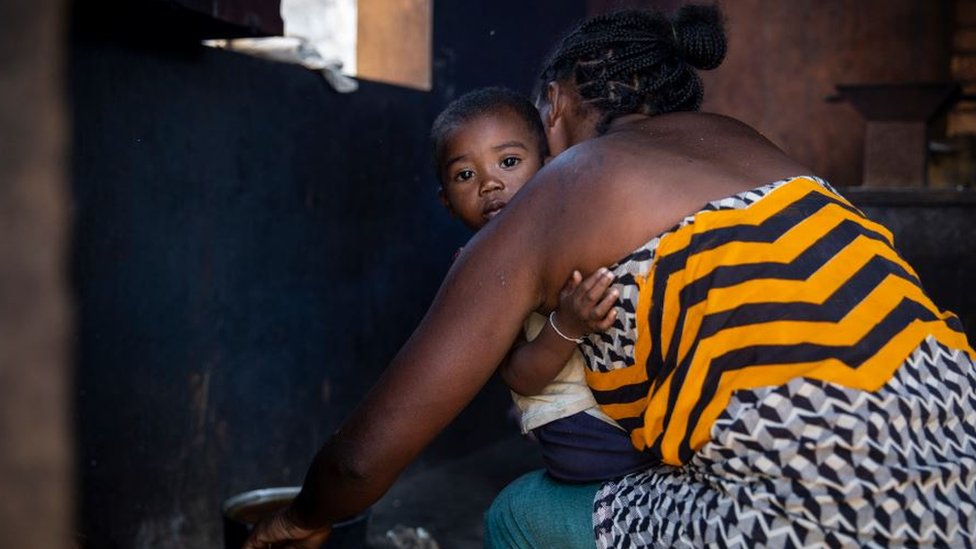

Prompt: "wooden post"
[0,0,71,548]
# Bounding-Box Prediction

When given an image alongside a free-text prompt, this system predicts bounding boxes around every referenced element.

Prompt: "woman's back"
[528,112,812,303]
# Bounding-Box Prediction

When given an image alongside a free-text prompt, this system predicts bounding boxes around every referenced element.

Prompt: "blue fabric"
[484,470,600,549]
[533,411,655,482]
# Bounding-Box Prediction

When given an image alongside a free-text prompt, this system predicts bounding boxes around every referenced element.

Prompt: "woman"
[247,5,976,548]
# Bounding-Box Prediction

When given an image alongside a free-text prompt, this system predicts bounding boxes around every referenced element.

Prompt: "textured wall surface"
[588,0,952,188]
[700,0,951,187]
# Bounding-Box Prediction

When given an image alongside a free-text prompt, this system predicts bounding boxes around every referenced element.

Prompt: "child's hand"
[552,268,618,340]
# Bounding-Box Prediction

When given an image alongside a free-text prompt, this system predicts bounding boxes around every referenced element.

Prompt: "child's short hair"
[431,87,548,177]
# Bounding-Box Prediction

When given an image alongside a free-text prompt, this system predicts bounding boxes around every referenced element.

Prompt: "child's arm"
[500,268,618,396]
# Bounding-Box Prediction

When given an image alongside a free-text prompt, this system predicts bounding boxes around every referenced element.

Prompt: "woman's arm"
[500,268,619,396]
[286,185,561,529]
[244,139,631,549]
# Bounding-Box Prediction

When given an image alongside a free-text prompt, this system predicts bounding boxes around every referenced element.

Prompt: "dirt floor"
[366,434,543,549]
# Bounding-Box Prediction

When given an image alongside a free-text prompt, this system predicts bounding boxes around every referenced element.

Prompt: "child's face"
[438,110,543,231]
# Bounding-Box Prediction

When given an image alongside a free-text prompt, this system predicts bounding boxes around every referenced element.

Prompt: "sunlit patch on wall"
[203,0,432,92]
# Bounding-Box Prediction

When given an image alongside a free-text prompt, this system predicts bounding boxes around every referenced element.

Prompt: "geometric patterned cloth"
[593,336,976,547]
[578,177,976,546]
[577,175,970,469]
[581,179,783,375]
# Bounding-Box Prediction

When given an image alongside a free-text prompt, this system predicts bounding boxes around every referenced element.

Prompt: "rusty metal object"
[835,83,961,187]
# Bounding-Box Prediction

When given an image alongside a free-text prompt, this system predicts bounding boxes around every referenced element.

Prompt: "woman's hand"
[553,268,618,340]
[242,506,331,549]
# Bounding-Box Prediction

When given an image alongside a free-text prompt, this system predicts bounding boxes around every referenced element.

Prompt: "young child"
[431,87,654,482]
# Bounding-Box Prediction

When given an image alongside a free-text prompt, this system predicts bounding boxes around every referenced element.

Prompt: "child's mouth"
[483,200,506,220]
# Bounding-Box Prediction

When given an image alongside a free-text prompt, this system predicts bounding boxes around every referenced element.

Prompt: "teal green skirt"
[484,470,600,549]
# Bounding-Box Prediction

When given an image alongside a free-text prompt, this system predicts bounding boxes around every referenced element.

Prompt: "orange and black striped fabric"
[582,176,974,466]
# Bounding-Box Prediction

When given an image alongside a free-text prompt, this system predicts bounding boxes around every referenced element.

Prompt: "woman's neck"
[603,113,652,134]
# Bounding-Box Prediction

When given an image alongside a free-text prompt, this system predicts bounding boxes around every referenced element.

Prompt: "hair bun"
[671,4,726,70]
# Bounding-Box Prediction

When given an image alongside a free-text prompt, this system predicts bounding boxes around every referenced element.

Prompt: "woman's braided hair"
[538,4,726,133]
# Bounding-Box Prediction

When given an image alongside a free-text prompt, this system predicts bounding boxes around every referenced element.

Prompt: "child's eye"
[501,156,521,168]
[454,169,475,182]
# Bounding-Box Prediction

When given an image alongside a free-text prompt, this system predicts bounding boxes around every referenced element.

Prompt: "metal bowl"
[222,486,368,549]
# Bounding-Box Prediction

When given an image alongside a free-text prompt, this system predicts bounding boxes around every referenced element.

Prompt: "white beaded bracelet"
[548,311,584,344]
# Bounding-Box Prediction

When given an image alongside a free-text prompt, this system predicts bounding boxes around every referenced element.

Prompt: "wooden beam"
[357,0,432,90]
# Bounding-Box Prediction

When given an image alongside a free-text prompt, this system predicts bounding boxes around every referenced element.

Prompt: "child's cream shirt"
[511,312,621,433]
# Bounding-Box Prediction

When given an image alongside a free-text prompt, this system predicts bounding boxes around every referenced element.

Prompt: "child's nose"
[479,174,504,194]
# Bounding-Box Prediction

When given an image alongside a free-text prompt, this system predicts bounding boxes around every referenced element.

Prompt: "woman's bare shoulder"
[533,133,645,192]
[516,114,810,294]
[508,135,683,304]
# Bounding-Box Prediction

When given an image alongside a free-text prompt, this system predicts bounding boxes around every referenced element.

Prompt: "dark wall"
[72,43,433,548]
[71,2,583,548]
[847,190,976,336]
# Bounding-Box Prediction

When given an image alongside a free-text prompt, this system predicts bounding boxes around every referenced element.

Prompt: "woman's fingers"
[294,530,331,549]
[242,526,271,549]
[242,509,330,549]
[243,517,287,549]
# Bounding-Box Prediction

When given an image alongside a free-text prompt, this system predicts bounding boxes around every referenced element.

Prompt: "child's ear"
[544,81,562,128]
[437,187,456,217]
